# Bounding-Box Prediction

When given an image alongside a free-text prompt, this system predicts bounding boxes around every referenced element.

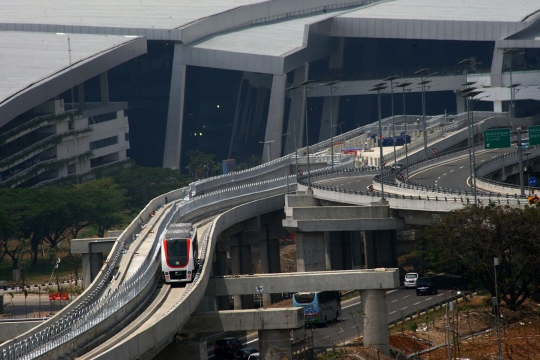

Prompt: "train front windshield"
[166,239,189,267]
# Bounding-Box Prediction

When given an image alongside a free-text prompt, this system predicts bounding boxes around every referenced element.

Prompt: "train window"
[168,240,187,256]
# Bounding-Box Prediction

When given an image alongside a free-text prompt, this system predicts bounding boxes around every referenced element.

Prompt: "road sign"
[255,285,264,293]
[432,148,438,155]
[529,125,540,146]
[484,128,511,149]
[529,177,537,187]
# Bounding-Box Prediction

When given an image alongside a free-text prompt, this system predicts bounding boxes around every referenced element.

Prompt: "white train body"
[161,223,198,283]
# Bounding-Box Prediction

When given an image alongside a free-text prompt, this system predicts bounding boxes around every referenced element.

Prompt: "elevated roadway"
[1,110,536,359]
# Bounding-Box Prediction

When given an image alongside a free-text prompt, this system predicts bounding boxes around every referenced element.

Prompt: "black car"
[236,348,258,360]
[214,337,243,359]
[416,277,437,296]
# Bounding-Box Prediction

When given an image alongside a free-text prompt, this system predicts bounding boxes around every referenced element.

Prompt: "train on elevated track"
[161,223,199,283]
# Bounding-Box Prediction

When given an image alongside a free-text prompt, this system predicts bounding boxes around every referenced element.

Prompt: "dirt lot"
[390,297,540,359]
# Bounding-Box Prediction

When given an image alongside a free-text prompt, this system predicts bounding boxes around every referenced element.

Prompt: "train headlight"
[188,271,191,274]
[165,272,169,275]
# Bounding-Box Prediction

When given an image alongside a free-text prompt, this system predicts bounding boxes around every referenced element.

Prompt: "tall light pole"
[493,258,503,360]
[323,80,345,171]
[384,76,401,165]
[396,81,412,181]
[458,85,479,199]
[503,49,525,118]
[298,80,315,189]
[415,69,437,159]
[285,85,301,179]
[460,89,484,204]
[369,83,388,202]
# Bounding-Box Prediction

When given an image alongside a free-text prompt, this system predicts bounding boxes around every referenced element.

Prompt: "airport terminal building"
[1,0,540,187]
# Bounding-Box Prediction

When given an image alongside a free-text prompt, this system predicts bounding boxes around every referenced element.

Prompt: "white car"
[404,273,419,289]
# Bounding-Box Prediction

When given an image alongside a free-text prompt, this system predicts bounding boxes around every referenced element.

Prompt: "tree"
[184,150,220,180]
[424,204,540,311]
[112,166,188,210]
[77,178,128,237]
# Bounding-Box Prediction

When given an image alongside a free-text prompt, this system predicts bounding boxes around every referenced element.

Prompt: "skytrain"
[161,223,198,283]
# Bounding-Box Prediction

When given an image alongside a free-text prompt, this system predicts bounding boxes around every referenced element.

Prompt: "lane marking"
[425,298,432,301]
[450,170,454,172]
[459,166,464,169]
[391,300,397,303]
[413,302,421,306]
[389,311,396,314]
[403,295,409,299]
[401,307,408,310]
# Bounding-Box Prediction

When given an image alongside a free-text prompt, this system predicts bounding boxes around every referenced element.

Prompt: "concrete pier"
[296,231,326,272]
[362,289,390,355]
[259,329,292,360]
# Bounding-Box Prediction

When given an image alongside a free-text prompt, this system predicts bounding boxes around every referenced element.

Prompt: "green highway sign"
[484,128,511,149]
[529,125,540,146]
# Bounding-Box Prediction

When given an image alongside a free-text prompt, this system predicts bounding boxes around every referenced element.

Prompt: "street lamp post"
[384,76,401,165]
[298,80,315,189]
[396,82,412,181]
[503,49,525,118]
[323,80,341,171]
[369,83,388,202]
[285,85,301,180]
[458,87,483,204]
[415,69,429,159]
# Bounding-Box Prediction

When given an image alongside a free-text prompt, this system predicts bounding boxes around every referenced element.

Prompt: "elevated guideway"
[2,110,536,360]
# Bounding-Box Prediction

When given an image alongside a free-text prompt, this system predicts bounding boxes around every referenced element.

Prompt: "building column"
[362,289,390,356]
[493,101,503,113]
[82,253,103,289]
[319,38,344,142]
[284,62,309,155]
[490,44,505,88]
[351,231,363,269]
[100,72,109,104]
[324,232,333,270]
[296,231,326,272]
[163,43,186,169]
[258,329,292,360]
[262,74,288,162]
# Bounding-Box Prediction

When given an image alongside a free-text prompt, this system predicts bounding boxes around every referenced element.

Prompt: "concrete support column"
[324,232,332,270]
[262,73,287,162]
[230,243,242,310]
[351,231,363,269]
[156,341,207,360]
[284,62,309,154]
[363,231,376,269]
[331,232,344,270]
[215,239,230,310]
[240,243,255,309]
[258,329,292,360]
[195,296,216,313]
[362,289,390,355]
[82,253,103,289]
[296,231,326,272]
[267,232,282,303]
[376,230,398,268]
[259,235,272,307]
[77,84,85,110]
[99,72,109,104]
[163,43,186,169]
